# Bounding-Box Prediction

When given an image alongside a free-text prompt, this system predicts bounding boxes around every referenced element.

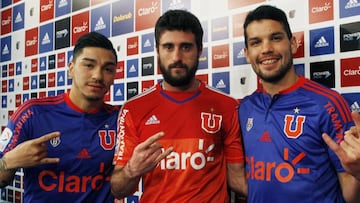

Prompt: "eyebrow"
[80,57,116,66]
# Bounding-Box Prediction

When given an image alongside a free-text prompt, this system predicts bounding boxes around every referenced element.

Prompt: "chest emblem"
[201,112,222,134]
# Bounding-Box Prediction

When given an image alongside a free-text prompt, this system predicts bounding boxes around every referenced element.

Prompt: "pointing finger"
[137,132,165,150]
[322,133,344,158]
[34,131,61,144]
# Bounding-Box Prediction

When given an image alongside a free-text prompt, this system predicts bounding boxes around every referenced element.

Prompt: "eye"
[163,44,174,51]
[181,43,193,51]
[104,66,116,74]
[248,39,260,47]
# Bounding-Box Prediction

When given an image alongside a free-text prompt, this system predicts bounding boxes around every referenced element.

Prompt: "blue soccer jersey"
[239,76,354,203]
[0,93,118,203]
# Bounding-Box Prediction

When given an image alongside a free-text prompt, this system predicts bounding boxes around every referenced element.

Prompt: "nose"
[171,47,182,62]
[91,66,103,80]
[261,40,274,54]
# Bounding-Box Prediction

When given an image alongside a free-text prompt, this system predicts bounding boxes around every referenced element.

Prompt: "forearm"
[227,163,248,197]
[110,165,141,199]
[0,158,16,188]
[339,173,360,203]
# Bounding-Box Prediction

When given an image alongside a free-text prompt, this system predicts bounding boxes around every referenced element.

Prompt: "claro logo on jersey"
[38,162,110,192]
[160,139,215,170]
[247,148,310,183]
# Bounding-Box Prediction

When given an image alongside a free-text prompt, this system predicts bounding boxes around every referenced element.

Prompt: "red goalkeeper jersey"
[114,81,244,202]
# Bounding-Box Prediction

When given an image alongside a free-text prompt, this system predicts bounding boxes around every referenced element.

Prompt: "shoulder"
[10,95,64,121]
[202,84,238,104]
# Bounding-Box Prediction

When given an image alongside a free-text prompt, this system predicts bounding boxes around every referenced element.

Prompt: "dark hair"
[155,9,203,50]
[72,32,117,63]
[243,5,292,47]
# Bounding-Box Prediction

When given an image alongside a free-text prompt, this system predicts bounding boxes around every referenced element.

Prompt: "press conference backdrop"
[0,0,359,202]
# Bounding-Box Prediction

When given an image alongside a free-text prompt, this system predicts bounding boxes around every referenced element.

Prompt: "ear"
[68,62,74,79]
[244,47,250,63]
[290,36,298,55]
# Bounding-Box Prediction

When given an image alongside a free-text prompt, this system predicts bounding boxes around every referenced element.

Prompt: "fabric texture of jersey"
[239,76,354,203]
[0,93,119,203]
[114,81,244,202]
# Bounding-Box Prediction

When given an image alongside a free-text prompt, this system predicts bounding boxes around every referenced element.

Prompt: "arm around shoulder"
[227,162,247,197]
[0,157,16,188]
[110,164,141,199]
[338,172,360,203]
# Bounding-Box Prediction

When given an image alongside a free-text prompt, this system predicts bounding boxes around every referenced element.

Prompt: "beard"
[257,56,293,83]
[159,59,198,87]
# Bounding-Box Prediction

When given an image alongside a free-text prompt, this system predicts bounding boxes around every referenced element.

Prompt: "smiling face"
[157,30,202,88]
[244,19,298,83]
[68,47,116,107]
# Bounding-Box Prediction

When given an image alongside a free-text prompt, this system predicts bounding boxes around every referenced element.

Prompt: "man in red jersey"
[111,9,247,202]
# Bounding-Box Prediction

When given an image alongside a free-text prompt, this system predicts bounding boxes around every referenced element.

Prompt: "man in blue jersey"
[239,5,360,202]
[0,32,119,202]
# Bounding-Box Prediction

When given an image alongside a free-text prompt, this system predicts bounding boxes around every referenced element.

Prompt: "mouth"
[260,58,278,65]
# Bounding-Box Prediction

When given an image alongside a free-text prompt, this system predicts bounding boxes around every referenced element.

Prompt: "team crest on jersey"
[246,118,253,132]
[99,130,116,150]
[50,136,61,147]
[0,128,12,151]
[201,112,222,134]
[283,115,306,138]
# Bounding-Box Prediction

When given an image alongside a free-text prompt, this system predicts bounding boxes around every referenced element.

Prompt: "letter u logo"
[99,130,116,150]
[283,115,306,138]
[201,112,222,134]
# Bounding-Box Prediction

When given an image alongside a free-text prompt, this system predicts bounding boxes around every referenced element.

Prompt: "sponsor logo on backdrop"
[2,81,7,93]
[31,75,38,90]
[340,21,360,52]
[55,17,70,50]
[212,72,230,94]
[232,12,247,38]
[127,59,139,78]
[293,32,305,58]
[1,8,12,35]
[127,36,139,56]
[1,36,11,62]
[141,32,154,53]
[309,0,333,24]
[15,94,21,107]
[113,83,125,101]
[212,16,229,41]
[25,27,39,56]
[40,0,54,23]
[112,0,134,36]
[48,72,56,87]
[340,0,360,18]
[310,60,335,88]
[57,52,66,68]
[115,61,125,79]
[142,56,154,76]
[127,82,138,100]
[198,47,208,70]
[55,0,71,17]
[136,0,160,31]
[40,57,47,71]
[2,65,7,78]
[141,80,154,92]
[8,63,14,76]
[162,0,190,12]
[48,55,55,69]
[57,71,65,87]
[23,76,29,90]
[233,41,247,66]
[91,4,111,37]
[310,27,334,56]
[39,74,46,88]
[8,79,14,92]
[13,3,25,31]
[212,44,229,68]
[40,23,54,54]
[16,62,22,75]
[341,57,360,87]
[72,11,89,46]
[31,58,38,73]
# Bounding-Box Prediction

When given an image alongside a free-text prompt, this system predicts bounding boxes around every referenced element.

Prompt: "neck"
[162,79,200,92]
[262,72,299,97]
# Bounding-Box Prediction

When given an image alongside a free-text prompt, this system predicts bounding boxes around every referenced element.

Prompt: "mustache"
[87,80,107,87]
[168,62,189,69]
